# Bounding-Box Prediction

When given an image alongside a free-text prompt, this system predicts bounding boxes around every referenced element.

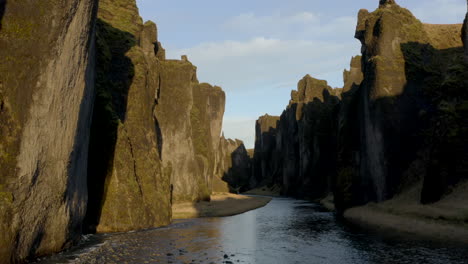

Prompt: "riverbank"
[344,182,468,244]
[172,193,272,219]
[243,185,281,197]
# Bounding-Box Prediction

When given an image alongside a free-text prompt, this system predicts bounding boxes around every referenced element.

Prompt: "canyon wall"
[85,0,171,233]
[86,0,230,233]
[0,0,238,261]
[214,137,252,193]
[0,0,98,262]
[335,0,467,210]
[253,0,468,214]
[253,76,340,199]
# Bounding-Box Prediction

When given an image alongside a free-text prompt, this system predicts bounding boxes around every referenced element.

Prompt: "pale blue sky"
[136,0,466,148]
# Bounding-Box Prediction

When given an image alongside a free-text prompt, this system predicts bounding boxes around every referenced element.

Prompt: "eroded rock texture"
[84,0,229,232]
[252,76,341,198]
[0,0,97,262]
[335,1,467,211]
[252,115,280,188]
[85,0,171,233]
[214,137,252,193]
[154,59,226,203]
[253,1,468,214]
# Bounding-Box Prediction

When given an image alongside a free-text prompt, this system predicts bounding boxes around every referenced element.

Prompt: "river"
[34,197,468,264]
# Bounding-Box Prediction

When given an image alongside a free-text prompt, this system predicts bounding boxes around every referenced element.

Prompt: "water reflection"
[34,197,468,264]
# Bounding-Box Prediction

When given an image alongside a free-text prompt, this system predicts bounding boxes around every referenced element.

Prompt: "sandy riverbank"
[344,181,468,244]
[172,193,272,219]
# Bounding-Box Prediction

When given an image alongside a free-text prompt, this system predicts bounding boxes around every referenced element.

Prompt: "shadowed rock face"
[252,114,280,187]
[252,76,341,198]
[280,76,341,198]
[335,0,464,208]
[463,11,468,58]
[252,3,467,214]
[214,137,252,193]
[0,0,98,262]
[85,0,171,234]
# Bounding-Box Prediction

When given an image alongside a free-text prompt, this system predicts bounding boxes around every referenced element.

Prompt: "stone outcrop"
[252,76,341,198]
[86,0,228,232]
[85,0,171,233]
[191,83,226,198]
[335,0,467,211]
[154,59,226,203]
[252,1,468,217]
[0,0,98,262]
[214,137,252,193]
[252,114,280,187]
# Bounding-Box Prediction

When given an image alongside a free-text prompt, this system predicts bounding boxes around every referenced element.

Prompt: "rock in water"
[0,0,98,262]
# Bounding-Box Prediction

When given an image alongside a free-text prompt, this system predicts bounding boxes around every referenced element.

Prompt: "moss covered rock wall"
[0,0,98,262]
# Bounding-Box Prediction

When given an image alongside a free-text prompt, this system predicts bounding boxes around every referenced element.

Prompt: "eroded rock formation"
[0,0,98,262]
[214,137,252,193]
[335,0,467,210]
[253,76,341,198]
[0,0,236,260]
[252,114,280,187]
[85,0,171,233]
[252,1,468,217]
[87,0,230,233]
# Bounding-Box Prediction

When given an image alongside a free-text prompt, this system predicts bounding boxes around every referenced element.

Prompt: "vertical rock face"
[463,9,468,58]
[191,83,226,199]
[252,114,280,187]
[252,2,467,212]
[155,58,226,203]
[214,137,252,193]
[252,76,341,198]
[0,0,97,262]
[335,1,467,210]
[85,0,171,233]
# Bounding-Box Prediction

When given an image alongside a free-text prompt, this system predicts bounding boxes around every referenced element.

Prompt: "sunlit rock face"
[155,59,226,203]
[87,0,228,233]
[0,0,98,262]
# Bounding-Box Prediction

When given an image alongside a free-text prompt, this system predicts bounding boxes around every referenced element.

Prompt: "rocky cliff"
[86,0,229,232]
[251,1,468,219]
[253,76,340,198]
[252,114,280,188]
[0,0,97,262]
[84,0,172,233]
[335,0,467,211]
[214,137,252,193]
[0,0,233,260]
[154,59,226,203]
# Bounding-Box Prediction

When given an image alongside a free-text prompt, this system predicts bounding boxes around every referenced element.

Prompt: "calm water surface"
[35,197,468,264]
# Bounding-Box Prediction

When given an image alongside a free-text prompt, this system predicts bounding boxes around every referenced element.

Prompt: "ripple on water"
[33,198,468,264]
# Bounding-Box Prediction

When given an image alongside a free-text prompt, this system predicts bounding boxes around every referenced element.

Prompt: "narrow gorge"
[0,0,467,263]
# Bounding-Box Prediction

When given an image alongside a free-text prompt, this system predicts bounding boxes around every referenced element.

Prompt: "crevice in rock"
[125,132,143,197]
